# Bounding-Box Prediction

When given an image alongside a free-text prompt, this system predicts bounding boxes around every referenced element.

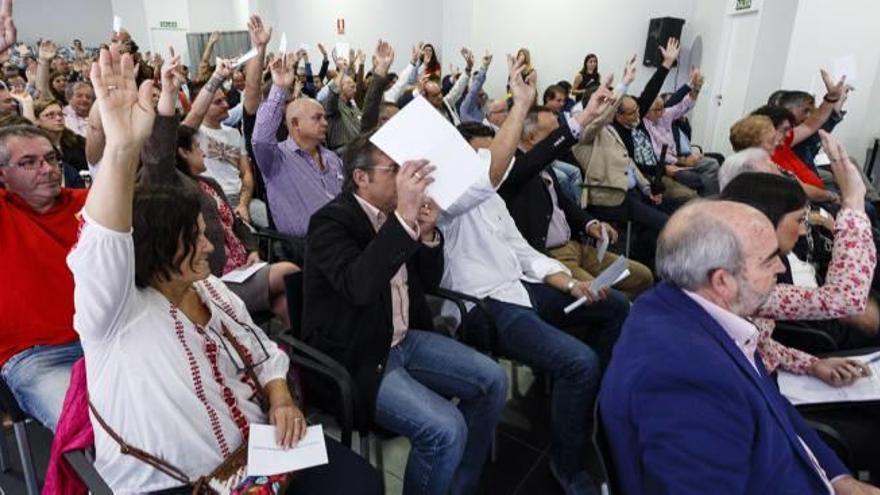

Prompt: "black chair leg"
[0,424,10,472]
[14,421,39,495]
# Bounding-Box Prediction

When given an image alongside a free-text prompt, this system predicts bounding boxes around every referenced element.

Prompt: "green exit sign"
[159,21,178,29]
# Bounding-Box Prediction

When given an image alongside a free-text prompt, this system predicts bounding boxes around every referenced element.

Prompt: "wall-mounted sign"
[159,21,179,29]
[729,0,761,15]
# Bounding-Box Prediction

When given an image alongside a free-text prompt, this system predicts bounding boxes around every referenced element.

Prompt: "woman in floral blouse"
[721,131,875,386]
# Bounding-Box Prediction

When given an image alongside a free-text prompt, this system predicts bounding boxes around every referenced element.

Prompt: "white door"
[704,11,762,155]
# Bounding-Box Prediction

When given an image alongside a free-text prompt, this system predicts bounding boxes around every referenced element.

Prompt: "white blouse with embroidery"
[67,213,289,494]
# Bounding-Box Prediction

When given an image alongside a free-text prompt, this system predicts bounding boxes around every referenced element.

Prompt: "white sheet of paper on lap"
[832,54,858,83]
[246,424,328,477]
[369,96,485,210]
[220,262,267,284]
[779,351,880,405]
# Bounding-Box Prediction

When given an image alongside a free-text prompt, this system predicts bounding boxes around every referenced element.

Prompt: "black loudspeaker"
[643,17,685,67]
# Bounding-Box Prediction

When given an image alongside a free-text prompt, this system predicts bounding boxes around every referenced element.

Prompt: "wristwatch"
[566,279,577,294]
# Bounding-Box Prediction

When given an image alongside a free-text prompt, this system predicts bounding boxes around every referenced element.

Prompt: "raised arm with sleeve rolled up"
[34,39,55,99]
[0,0,15,56]
[360,39,394,132]
[251,51,296,178]
[636,38,679,117]
[242,14,271,116]
[791,69,846,146]
[459,51,491,123]
[443,48,473,109]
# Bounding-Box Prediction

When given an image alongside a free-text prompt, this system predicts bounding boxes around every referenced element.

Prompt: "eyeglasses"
[207,300,271,373]
[369,164,400,175]
[11,152,60,170]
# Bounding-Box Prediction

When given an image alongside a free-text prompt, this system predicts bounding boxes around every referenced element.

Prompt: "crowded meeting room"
[3,0,880,493]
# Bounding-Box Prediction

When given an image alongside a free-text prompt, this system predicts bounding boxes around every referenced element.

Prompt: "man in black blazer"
[303,133,507,495]
[498,105,654,298]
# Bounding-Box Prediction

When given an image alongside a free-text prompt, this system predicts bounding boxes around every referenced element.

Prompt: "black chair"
[0,376,40,495]
[774,321,839,356]
[592,401,621,495]
[62,449,113,494]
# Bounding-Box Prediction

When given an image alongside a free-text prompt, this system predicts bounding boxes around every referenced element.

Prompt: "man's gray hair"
[719,147,771,190]
[521,106,553,141]
[64,81,93,102]
[656,202,744,291]
[0,125,52,166]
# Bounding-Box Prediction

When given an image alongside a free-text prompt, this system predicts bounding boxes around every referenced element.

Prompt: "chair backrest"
[593,401,622,495]
[0,375,27,421]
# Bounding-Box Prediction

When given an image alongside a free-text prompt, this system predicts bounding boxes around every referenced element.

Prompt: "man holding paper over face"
[303,95,507,494]
[436,57,627,495]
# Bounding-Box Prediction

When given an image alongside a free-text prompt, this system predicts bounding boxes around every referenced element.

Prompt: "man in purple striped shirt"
[252,54,344,262]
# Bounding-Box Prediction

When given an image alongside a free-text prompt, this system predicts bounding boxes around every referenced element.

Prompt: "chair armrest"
[804,419,856,471]
[429,288,498,351]
[253,228,298,263]
[273,333,357,447]
[63,450,114,495]
[774,322,839,355]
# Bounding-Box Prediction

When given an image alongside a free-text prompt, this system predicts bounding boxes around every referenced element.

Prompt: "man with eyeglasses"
[0,124,84,432]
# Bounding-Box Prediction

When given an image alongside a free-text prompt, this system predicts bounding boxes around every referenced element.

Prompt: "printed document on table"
[779,351,880,405]
[220,262,267,284]
[247,424,328,477]
[369,96,485,210]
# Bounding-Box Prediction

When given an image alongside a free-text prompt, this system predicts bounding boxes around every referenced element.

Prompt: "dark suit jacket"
[498,126,593,252]
[600,282,848,494]
[303,192,445,417]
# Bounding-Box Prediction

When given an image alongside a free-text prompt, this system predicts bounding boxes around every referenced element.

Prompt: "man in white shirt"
[438,71,629,495]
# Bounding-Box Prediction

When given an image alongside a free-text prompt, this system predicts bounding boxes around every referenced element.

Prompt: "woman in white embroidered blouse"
[68,46,380,494]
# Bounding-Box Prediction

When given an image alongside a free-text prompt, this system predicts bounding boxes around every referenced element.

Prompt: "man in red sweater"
[0,125,85,431]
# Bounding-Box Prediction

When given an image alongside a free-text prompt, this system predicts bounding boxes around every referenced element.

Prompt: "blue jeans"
[1,341,83,432]
[465,283,628,484]
[373,330,507,495]
[552,160,583,205]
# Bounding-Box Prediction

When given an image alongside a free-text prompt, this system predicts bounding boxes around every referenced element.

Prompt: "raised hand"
[90,47,156,149]
[269,52,296,89]
[820,69,846,102]
[461,47,474,70]
[659,37,680,68]
[247,15,272,49]
[0,0,16,56]
[821,130,865,211]
[160,47,185,92]
[373,39,394,76]
[481,50,493,70]
[317,42,327,59]
[38,39,57,62]
[508,54,536,107]
[212,57,233,81]
[622,54,637,85]
[582,77,615,119]
[207,31,220,45]
[689,66,704,90]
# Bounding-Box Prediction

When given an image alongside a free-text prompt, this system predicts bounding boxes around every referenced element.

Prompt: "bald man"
[599,200,876,494]
[253,60,344,263]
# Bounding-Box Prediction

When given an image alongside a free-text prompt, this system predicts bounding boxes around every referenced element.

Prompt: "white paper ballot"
[369,96,485,210]
[596,224,609,262]
[230,48,259,68]
[779,351,880,405]
[246,424,328,477]
[278,33,288,56]
[832,54,858,83]
[221,262,267,284]
[113,15,123,33]
[335,42,351,59]
[564,264,631,314]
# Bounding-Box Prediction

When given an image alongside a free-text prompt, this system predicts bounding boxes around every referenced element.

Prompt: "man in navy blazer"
[599,200,879,494]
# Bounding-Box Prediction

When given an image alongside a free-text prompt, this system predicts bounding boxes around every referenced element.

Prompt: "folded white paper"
[779,351,880,405]
[369,96,485,210]
[113,16,123,33]
[335,42,350,59]
[246,424,328,477]
[278,33,288,57]
[596,224,609,262]
[230,48,259,69]
[221,262,267,284]
[564,261,631,315]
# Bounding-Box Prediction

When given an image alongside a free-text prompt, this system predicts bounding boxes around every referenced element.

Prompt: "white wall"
[266,0,442,70]
[782,0,880,160]
[15,0,113,45]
